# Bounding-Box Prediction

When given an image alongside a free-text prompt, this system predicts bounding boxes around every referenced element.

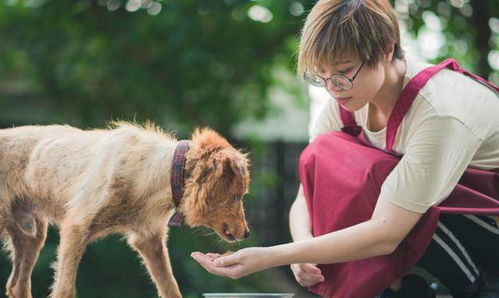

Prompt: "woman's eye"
[338,68,352,74]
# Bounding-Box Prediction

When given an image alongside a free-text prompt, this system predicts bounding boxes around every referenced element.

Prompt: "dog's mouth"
[221,223,236,242]
[223,233,236,242]
[211,222,249,243]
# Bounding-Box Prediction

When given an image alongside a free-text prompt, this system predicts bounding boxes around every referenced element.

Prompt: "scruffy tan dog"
[0,122,250,298]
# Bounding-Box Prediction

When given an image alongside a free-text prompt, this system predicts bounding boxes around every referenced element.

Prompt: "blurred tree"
[0,0,496,133]
[395,0,498,81]
[0,0,309,134]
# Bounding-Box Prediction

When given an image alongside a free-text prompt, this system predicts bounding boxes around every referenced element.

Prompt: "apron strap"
[339,59,499,154]
[339,106,362,136]
[386,58,498,153]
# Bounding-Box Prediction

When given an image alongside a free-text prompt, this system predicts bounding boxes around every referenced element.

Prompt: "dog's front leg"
[128,232,182,298]
[49,224,89,298]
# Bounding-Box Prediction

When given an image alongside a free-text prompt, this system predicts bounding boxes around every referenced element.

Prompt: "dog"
[0,122,251,298]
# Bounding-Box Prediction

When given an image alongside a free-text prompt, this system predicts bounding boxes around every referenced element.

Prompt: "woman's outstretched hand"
[191,247,269,279]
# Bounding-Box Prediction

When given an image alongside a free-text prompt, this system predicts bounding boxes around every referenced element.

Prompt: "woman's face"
[316,54,387,112]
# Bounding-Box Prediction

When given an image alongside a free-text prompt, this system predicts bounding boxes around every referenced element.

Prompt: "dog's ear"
[214,151,249,194]
[191,127,230,151]
[210,157,233,195]
[214,151,241,177]
[229,154,248,180]
[218,149,248,171]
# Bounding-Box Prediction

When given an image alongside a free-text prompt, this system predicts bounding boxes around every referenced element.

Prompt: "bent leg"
[417,214,499,298]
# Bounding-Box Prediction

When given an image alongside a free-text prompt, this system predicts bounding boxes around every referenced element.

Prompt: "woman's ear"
[384,44,395,62]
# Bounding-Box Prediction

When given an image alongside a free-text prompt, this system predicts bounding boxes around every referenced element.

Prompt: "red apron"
[299,59,499,298]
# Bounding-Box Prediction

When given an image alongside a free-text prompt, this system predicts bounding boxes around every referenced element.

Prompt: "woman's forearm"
[289,185,313,242]
[279,194,423,270]
[268,218,395,268]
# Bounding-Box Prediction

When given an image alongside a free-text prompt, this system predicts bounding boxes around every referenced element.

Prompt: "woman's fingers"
[192,248,266,280]
[190,252,208,260]
[206,253,222,260]
[296,272,325,286]
[301,263,322,275]
[299,275,325,287]
[296,270,325,283]
[191,252,245,278]
[190,251,241,268]
[191,252,216,271]
[213,251,241,267]
[291,263,325,287]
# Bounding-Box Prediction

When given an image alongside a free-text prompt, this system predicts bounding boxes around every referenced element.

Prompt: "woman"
[192,0,499,297]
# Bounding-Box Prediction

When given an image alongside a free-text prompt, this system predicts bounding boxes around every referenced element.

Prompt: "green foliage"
[399,0,498,81]
[0,0,310,134]
[1,0,496,131]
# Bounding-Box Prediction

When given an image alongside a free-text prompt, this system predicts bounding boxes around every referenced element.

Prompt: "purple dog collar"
[168,140,190,227]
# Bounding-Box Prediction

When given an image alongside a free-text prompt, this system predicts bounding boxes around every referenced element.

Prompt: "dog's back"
[0,124,176,226]
[0,125,80,215]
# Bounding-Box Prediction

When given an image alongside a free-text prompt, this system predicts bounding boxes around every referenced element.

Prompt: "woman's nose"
[325,79,342,93]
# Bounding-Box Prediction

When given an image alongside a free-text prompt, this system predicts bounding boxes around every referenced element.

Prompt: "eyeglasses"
[303,61,365,90]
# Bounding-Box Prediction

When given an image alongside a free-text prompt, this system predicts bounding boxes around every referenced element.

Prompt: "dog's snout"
[221,223,250,241]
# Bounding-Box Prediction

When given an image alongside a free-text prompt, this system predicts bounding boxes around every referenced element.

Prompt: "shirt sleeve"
[379,116,482,213]
[309,99,344,143]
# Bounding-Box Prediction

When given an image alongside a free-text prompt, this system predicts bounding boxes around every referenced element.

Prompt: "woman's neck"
[370,58,406,117]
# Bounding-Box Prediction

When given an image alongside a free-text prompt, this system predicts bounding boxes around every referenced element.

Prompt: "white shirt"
[310,57,499,213]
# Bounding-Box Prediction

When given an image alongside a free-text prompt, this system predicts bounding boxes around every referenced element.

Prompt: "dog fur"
[0,122,250,298]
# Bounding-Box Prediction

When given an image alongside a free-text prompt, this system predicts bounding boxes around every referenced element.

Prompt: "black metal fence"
[241,140,309,246]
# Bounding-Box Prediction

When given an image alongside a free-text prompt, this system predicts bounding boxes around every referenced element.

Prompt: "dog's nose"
[243,229,250,239]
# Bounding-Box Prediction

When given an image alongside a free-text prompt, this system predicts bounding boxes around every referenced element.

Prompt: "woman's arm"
[288,185,324,286]
[289,185,313,242]
[268,199,422,266]
[191,199,422,279]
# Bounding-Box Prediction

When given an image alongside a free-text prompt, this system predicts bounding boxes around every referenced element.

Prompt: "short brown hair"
[297,0,404,76]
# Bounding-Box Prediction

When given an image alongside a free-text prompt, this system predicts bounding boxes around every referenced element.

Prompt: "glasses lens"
[332,75,352,90]
[303,73,326,87]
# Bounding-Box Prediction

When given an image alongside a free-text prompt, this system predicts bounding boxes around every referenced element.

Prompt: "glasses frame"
[304,61,365,90]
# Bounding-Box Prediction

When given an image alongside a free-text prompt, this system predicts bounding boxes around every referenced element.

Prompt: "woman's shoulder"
[404,57,499,141]
[405,57,496,100]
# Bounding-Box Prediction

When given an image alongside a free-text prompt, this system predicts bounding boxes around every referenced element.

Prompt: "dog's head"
[181,128,250,243]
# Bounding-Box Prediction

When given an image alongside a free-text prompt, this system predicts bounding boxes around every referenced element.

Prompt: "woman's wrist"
[259,246,284,269]
[264,241,303,268]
